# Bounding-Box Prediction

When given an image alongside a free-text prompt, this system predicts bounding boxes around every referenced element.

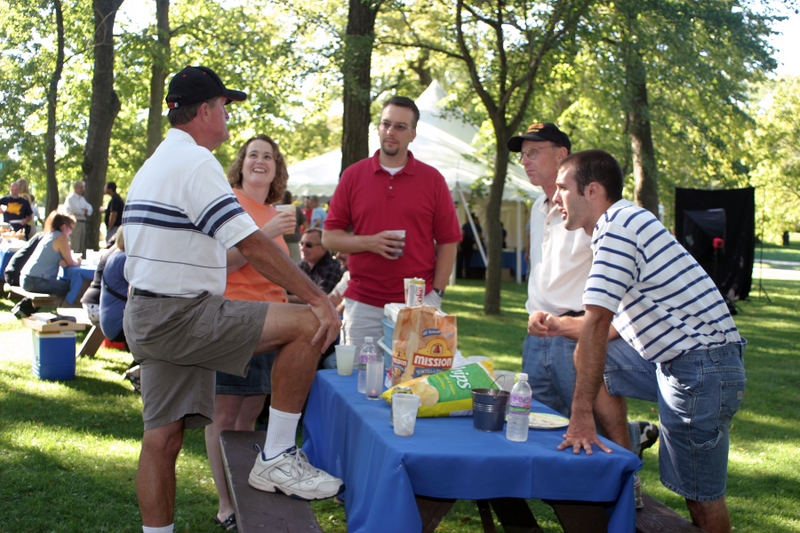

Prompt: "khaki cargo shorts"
[124,291,269,430]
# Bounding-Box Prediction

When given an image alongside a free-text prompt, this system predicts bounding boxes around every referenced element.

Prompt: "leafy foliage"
[559,0,777,228]
[747,76,800,242]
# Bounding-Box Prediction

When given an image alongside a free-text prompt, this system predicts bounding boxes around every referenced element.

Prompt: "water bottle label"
[509,394,531,409]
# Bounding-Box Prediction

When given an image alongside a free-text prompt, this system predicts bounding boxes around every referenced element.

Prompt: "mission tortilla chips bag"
[381,360,498,417]
[390,304,457,386]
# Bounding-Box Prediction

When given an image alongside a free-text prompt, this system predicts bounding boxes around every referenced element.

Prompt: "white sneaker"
[248,445,344,501]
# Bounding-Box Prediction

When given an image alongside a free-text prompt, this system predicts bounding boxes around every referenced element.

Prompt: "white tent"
[287,81,542,282]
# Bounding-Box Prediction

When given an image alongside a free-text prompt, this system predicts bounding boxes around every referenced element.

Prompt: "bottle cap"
[365,336,373,343]
[518,372,528,381]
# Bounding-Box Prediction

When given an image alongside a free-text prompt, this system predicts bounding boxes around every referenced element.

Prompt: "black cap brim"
[223,89,246,105]
[507,133,551,152]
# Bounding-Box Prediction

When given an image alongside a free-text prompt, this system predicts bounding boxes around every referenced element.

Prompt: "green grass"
[2,262,799,531]
[757,232,800,265]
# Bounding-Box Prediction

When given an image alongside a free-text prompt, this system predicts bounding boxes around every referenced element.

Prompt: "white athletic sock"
[263,407,301,458]
[142,525,174,533]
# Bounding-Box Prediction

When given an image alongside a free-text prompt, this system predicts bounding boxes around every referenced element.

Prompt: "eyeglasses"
[518,144,558,162]
[301,242,321,249]
[378,121,413,133]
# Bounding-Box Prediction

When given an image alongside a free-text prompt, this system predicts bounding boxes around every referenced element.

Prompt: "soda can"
[390,386,413,426]
[406,278,425,307]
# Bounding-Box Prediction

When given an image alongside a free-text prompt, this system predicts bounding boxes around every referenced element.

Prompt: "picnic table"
[303,370,642,533]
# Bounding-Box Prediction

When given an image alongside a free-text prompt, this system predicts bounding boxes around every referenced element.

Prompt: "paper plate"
[528,412,570,429]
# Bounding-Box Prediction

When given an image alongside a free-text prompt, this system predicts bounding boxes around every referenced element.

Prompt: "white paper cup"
[334,345,357,376]
[386,230,405,257]
[493,370,516,392]
[392,393,421,436]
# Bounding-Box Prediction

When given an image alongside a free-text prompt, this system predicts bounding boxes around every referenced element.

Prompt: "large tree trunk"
[81,0,124,252]
[483,139,512,315]
[624,27,659,215]
[340,0,382,176]
[44,0,64,217]
[145,0,170,158]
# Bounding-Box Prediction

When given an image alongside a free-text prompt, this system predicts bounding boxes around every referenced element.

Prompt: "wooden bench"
[5,283,65,308]
[56,308,106,358]
[637,493,707,532]
[219,430,322,533]
[418,492,706,533]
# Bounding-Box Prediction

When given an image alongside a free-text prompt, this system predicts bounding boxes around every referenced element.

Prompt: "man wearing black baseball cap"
[508,123,659,469]
[123,66,343,533]
[166,65,246,109]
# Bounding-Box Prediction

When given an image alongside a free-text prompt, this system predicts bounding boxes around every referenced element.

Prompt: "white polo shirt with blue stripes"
[582,200,741,363]
[122,128,258,297]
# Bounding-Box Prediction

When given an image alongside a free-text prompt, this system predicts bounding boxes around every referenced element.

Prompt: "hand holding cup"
[385,230,406,258]
[263,206,297,238]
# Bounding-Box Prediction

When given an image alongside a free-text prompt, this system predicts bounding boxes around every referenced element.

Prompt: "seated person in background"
[100,229,138,391]
[19,211,82,298]
[81,245,118,326]
[99,231,128,347]
[294,229,343,297]
[205,133,296,532]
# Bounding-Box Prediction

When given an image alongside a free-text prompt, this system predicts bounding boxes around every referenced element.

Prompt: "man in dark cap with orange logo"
[123,66,343,533]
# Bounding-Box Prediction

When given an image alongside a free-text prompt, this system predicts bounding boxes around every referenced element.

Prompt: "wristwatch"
[433,288,445,298]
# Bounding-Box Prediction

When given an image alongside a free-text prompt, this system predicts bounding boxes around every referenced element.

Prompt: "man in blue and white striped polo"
[552,149,746,533]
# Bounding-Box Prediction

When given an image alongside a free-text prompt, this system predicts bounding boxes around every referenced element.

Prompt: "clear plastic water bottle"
[365,341,384,401]
[357,337,376,394]
[506,372,532,442]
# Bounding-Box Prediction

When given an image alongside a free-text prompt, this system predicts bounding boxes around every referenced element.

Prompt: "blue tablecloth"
[303,370,641,533]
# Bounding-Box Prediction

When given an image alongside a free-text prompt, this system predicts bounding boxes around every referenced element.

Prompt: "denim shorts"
[216,351,278,395]
[522,334,652,417]
[605,342,747,502]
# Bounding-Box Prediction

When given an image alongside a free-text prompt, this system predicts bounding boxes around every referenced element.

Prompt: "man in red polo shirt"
[323,96,461,350]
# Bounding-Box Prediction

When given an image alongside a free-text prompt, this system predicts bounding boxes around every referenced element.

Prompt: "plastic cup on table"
[392,393,421,436]
[334,344,357,376]
[493,370,516,392]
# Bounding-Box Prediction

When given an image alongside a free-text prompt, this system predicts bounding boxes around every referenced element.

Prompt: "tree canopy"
[0,0,795,292]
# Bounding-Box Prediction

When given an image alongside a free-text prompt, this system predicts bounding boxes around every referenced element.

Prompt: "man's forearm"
[107,212,117,229]
[571,305,614,418]
[432,242,457,290]
[322,229,371,253]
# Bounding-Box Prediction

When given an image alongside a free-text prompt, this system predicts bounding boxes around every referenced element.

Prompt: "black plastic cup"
[472,388,510,432]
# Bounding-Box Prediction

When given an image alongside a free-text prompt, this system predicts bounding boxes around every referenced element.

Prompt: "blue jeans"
[21,275,70,297]
[605,342,747,501]
[522,334,656,453]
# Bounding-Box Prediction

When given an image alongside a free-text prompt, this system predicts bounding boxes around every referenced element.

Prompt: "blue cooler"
[32,331,76,381]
